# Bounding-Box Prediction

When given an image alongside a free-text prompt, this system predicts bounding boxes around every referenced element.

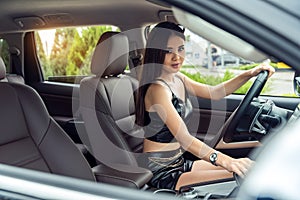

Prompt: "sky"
[38,29,56,57]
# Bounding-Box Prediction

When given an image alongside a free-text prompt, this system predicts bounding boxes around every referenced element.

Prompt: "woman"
[135,21,275,190]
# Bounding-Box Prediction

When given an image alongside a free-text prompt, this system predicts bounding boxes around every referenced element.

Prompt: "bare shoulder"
[146,83,175,112]
[147,83,170,98]
[145,83,172,111]
[177,72,190,84]
[176,72,186,80]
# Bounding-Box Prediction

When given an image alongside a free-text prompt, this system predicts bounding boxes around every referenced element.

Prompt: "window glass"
[181,29,295,97]
[0,38,10,72]
[35,25,119,83]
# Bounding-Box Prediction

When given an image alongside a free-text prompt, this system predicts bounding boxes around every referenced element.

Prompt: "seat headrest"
[0,57,7,81]
[91,31,129,77]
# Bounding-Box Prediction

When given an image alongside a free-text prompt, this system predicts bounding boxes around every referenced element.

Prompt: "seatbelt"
[128,42,143,79]
[128,41,143,68]
[9,46,23,77]
[130,53,142,68]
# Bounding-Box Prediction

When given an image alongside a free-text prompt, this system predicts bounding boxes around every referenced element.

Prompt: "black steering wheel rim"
[222,70,269,143]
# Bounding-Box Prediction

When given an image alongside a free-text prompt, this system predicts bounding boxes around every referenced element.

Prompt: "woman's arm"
[146,83,253,176]
[178,63,275,100]
[146,83,211,157]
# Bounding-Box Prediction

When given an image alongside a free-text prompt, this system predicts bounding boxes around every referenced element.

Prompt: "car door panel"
[31,82,79,117]
[30,81,83,143]
[187,95,242,140]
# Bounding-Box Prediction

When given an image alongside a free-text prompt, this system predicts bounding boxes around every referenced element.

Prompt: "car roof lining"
[0,0,171,33]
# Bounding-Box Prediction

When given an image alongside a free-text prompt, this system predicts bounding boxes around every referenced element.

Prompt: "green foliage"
[48,28,77,77]
[66,31,83,75]
[181,69,271,95]
[0,39,10,71]
[181,70,234,86]
[66,26,113,76]
[37,25,114,81]
[238,62,278,70]
[181,65,197,69]
[35,33,52,79]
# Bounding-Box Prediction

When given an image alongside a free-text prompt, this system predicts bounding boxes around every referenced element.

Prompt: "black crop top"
[144,78,193,143]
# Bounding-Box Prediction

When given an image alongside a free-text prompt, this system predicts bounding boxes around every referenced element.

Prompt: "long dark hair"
[135,21,185,126]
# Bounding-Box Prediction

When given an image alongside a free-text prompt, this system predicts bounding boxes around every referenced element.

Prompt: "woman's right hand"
[218,154,254,178]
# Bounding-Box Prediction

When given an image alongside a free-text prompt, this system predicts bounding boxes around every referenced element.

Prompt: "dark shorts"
[138,148,194,190]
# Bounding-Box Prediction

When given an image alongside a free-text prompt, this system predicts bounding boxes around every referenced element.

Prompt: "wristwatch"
[209,151,218,166]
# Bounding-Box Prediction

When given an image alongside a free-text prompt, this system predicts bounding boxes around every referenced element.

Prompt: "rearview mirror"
[293,71,300,97]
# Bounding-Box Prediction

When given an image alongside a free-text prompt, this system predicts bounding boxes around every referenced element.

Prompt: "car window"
[0,38,10,72]
[36,24,296,97]
[181,28,296,97]
[35,25,119,83]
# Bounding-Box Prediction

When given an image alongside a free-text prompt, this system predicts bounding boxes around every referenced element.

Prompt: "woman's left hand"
[249,61,275,78]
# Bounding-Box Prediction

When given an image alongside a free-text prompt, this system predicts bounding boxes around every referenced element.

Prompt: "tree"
[0,39,10,71]
[44,26,116,80]
[66,26,113,75]
[66,31,83,75]
[50,28,76,76]
[35,33,52,78]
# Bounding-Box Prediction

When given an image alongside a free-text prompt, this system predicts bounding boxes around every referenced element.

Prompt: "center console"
[153,178,238,199]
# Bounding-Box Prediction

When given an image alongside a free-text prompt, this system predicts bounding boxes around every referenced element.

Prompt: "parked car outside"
[214,53,253,67]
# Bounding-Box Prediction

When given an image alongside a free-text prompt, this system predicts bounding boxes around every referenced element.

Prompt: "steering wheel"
[209,70,269,147]
[224,70,269,142]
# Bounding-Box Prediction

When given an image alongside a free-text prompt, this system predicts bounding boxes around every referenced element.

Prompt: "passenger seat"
[0,56,152,189]
[0,57,24,84]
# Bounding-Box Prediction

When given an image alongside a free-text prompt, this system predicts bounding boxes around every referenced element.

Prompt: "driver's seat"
[79,31,145,165]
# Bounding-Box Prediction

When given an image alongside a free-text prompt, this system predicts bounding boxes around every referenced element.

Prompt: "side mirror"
[293,71,300,97]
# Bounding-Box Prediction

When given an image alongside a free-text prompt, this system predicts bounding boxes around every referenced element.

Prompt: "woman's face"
[162,35,185,74]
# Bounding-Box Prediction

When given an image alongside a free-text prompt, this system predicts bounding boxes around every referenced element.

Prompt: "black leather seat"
[0,82,96,181]
[79,31,147,172]
[0,57,95,180]
[0,55,152,189]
